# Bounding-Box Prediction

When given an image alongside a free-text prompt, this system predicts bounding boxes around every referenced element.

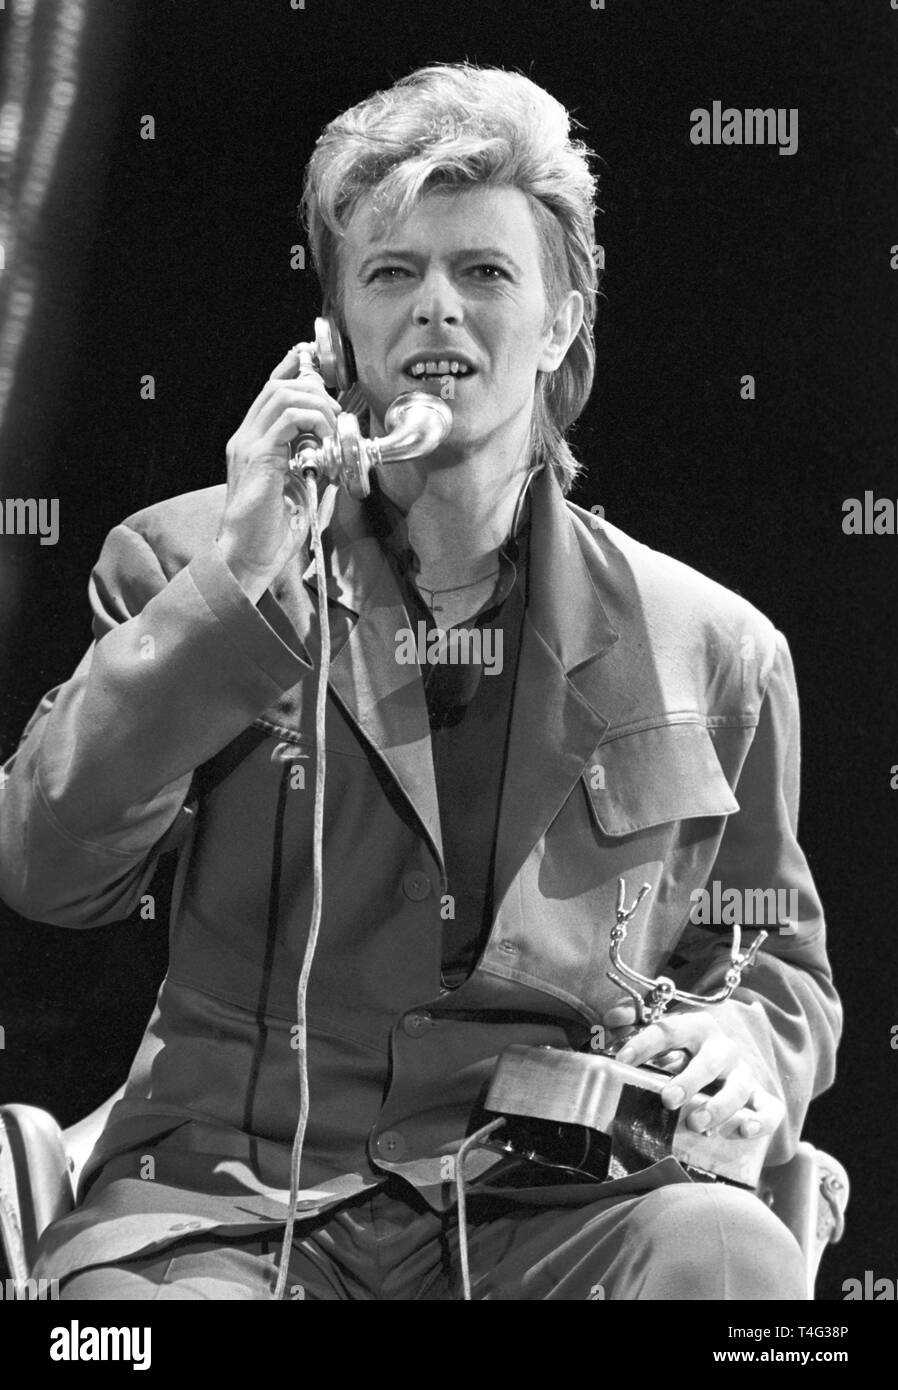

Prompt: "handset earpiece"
[313,315,356,394]
[294,316,366,417]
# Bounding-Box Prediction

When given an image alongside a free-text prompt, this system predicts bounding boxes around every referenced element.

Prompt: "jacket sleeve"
[0,524,311,927]
[667,629,842,1167]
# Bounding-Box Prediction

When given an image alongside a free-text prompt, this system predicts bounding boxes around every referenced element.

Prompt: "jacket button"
[402,1011,432,1037]
[402,871,431,901]
[375,1129,406,1160]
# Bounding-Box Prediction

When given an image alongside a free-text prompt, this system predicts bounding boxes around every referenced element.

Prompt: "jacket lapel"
[263,484,444,871]
[489,467,627,916]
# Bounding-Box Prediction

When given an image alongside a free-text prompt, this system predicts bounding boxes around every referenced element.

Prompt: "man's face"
[339,185,576,460]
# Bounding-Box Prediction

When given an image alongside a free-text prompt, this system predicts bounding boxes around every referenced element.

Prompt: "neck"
[374,425,534,588]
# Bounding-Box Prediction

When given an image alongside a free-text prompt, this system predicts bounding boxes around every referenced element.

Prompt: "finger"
[614,1010,709,1068]
[267,358,340,405]
[652,1048,691,1075]
[273,394,344,442]
[734,1085,784,1139]
[266,395,341,446]
[270,347,343,387]
[658,1037,732,1110]
[249,380,342,437]
[269,347,305,380]
[682,1066,754,1132]
[256,405,340,459]
[613,1023,667,1067]
[245,356,342,432]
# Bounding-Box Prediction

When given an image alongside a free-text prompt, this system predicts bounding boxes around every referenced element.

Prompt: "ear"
[537,290,584,373]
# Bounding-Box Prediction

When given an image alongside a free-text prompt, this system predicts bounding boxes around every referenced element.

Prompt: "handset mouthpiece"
[369,391,453,466]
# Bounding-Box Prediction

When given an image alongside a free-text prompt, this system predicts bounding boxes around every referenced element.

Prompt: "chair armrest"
[760,1141,849,1299]
[0,1105,73,1285]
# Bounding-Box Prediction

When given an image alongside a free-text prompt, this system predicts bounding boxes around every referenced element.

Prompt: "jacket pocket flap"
[585,721,740,836]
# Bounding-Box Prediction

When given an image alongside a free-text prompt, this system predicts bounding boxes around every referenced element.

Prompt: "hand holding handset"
[216,316,452,600]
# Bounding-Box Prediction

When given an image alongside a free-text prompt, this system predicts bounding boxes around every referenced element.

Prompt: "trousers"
[56,1177,807,1300]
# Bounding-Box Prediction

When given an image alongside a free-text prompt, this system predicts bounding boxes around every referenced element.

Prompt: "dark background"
[0,0,895,1300]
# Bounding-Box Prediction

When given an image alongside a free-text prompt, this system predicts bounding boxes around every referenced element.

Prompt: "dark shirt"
[363,470,537,987]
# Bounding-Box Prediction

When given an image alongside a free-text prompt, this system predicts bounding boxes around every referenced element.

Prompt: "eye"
[367,266,411,282]
[470,264,509,280]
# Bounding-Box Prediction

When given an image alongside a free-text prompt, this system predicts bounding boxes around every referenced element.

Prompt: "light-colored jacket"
[0,464,841,1279]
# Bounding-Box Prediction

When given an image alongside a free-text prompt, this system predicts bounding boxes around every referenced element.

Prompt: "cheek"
[490,305,549,366]
[342,315,383,377]
[345,302,400,367]
[494,339,544,381]
[343,293,376,341]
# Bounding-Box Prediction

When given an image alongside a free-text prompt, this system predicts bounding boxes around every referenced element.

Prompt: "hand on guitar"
[601,1000,783,1141]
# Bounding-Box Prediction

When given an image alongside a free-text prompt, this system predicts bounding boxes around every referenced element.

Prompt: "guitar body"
[484,1045,780,1190]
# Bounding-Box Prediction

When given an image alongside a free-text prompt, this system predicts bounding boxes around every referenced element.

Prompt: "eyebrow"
[357,247,522,276]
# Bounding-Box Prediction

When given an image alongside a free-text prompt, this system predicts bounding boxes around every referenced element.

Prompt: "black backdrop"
[0,0,895,1302]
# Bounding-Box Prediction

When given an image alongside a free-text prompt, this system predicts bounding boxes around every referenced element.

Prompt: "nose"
[412,269,463,327]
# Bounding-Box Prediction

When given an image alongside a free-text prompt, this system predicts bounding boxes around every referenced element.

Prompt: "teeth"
[408,360,471,377]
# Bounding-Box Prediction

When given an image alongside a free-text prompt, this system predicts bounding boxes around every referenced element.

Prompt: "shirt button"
[402,871,431,901]
[169,1220,203,1232]
[375,1130,406,1160]
[402,1011,432,1037]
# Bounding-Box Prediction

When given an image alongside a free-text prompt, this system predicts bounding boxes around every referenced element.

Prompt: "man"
[0,62,840,1299]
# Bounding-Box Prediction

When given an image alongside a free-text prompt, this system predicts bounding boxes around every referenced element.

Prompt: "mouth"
[402,356,478,384]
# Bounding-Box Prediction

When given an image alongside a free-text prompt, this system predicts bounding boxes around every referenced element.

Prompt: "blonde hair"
[300,62,603,493]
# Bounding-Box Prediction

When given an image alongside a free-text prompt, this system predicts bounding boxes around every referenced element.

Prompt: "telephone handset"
[287,315,452,500]
[295,315,359,403]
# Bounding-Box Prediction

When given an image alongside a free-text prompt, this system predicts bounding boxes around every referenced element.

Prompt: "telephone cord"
[273,475,331,1302]
[454,1116,506,1301]
[270,468,517,1301]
